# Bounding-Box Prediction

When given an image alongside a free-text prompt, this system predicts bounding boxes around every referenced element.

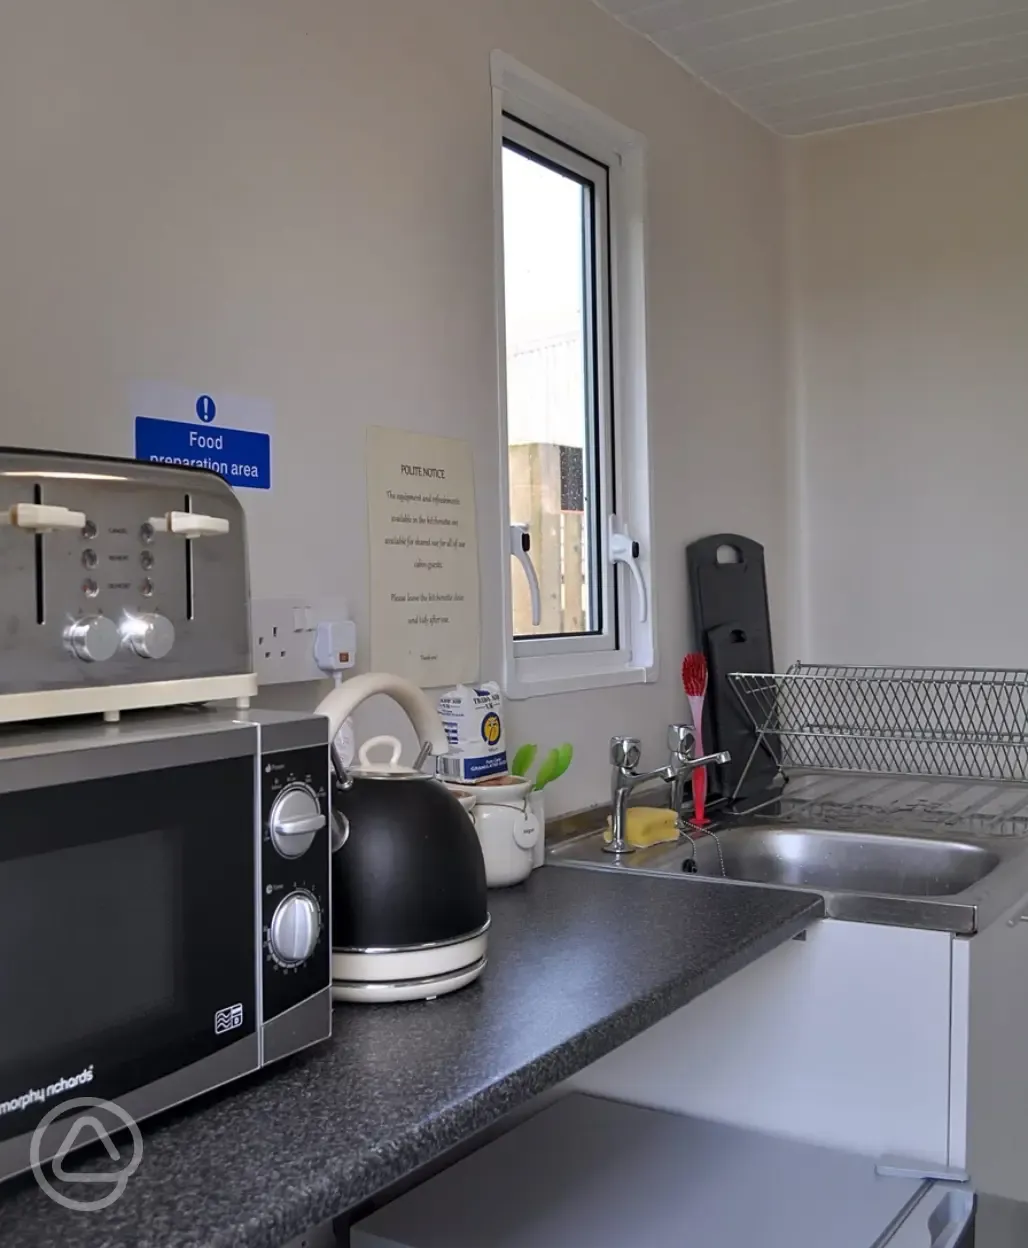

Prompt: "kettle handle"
[316,672,449,757]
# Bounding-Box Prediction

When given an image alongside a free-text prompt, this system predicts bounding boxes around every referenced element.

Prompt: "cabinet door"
[567,918,954,1163]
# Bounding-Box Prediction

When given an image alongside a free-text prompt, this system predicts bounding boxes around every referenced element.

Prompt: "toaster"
[0,447,256,723]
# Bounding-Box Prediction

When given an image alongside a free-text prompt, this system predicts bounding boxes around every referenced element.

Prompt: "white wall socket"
[251,596,354,685]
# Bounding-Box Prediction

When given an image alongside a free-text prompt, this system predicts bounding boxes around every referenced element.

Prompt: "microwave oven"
[0,705,332,1184]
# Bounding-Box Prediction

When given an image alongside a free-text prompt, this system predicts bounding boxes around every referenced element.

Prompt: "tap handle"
[610,736,641,771]
[667,724,693,760]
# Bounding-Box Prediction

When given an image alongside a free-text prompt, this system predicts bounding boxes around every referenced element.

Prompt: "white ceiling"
[594,0,1028,134]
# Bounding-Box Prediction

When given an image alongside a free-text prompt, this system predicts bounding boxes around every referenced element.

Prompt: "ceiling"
[593,0,1028,134]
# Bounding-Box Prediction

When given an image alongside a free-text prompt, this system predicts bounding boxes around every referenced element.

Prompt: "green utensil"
[553,742,574,781]
[511,743,538,780]
[533,743,573,791]
[533,748,561,792]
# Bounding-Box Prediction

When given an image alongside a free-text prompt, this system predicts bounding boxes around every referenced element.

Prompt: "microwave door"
[0,722,259,1173]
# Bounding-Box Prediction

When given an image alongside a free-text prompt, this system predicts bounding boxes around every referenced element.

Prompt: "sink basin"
[548,816,1028,933]
[645,825,1001,898]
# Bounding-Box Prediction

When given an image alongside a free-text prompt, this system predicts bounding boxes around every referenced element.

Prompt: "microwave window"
[0,828,180,1070]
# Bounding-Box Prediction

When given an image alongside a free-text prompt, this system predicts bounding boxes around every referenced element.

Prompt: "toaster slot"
[184,493,194,620]
[32,484,45,624]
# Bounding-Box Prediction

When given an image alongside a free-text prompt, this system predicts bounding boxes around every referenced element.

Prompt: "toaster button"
[120,612,175,659]
[64,615,119,663]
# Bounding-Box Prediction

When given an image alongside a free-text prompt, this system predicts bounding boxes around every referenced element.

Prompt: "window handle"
[609,516,648,623]
[510,523,541,627]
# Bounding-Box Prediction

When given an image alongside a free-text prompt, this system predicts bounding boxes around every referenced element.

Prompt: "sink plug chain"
[707,829,726,877]
[677,816,726,878]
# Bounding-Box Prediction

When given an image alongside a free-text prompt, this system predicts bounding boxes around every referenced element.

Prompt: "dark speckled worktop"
[0,867,823,1248]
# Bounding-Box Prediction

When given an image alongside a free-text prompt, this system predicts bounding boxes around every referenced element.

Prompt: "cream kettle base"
[331,921,489,1004]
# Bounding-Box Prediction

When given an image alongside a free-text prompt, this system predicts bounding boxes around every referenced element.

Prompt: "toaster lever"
[149,511,230,538]
[0,503,87,533]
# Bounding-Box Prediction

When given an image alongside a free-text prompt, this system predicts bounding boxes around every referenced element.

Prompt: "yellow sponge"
[603,806,679,848]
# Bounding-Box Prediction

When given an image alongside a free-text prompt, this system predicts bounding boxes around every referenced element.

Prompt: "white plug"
[314,619,357,687]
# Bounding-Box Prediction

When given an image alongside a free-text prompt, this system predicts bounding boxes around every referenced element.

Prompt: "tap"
[606,736,730,856]
[606,737,675,857]
[667,724,694,815]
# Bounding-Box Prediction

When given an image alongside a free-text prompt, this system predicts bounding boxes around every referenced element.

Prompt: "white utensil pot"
[471,779,540,887]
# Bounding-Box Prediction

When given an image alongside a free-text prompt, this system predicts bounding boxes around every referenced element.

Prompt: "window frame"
[492,52,657,699]
[502,117,616,657]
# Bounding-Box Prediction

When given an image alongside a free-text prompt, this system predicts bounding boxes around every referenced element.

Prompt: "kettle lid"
[349,734,430,781]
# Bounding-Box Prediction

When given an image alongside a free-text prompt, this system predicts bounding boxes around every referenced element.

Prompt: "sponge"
[603,806,679,848]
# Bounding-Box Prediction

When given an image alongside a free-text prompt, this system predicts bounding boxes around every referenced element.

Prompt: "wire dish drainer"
[727,664,1028,837]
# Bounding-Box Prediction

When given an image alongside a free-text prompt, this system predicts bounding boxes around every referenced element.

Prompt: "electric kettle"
[316,673,489,1003]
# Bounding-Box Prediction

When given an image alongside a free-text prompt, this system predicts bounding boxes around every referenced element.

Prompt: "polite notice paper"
[366,427,480,686]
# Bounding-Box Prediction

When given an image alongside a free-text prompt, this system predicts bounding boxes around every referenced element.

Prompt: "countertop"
[0,867,823,1248]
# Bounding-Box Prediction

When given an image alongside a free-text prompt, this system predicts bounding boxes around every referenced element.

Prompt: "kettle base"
[331,922,489,1004]
[332,954,487,1003]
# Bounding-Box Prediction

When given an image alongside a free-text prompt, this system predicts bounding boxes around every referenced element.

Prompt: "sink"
[548,816,1027,934]
[641,825,1000,898]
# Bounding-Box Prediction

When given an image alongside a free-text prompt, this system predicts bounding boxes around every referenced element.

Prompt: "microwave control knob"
[121,612,175,660]
[269,784,326,858]
[64,615,119,663]
[268,891,320,966]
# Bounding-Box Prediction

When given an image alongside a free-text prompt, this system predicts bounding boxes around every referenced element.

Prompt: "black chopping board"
[686,534,777,799]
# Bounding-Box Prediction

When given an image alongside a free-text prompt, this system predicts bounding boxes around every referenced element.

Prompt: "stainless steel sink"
[638,825,1000,896]
[549,817,1028,933]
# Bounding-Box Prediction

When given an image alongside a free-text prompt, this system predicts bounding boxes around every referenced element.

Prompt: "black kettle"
[316,673,488,1003]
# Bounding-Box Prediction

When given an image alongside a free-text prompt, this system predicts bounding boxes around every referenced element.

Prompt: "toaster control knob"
[64,615,119,663]
[268,892,321,966]
[269,785,326,858]
[121,612,175,659]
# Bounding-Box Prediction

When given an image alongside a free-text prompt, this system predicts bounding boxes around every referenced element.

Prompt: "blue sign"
[135,416,271,490]
[196,395,216,423]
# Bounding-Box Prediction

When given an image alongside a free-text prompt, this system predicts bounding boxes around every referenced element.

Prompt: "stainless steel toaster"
[0,448,256,723]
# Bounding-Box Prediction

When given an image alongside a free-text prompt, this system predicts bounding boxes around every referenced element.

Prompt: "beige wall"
[790,98,1028,666]
[0,0,786,812]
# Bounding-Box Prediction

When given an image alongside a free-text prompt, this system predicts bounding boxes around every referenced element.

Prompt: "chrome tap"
[606,737,675,857]
[606,735,730,856]
[667,724,694,815]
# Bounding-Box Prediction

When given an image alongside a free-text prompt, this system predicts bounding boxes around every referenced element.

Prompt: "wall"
[790,98,1028,666]
[0,0,786,813]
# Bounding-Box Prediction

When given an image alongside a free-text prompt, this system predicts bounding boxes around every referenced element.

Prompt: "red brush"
[682,653,710,827]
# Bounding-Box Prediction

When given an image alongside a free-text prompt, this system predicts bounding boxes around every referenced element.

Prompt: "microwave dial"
[268,891,321,966]
[64,615,119,663]
[269,784,325,858]
[120,612,175,660]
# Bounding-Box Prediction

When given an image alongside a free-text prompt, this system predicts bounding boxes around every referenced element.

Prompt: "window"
[503,122,611,645]
[493,54,655,698]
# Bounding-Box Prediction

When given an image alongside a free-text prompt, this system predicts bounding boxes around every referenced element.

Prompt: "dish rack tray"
[728,664,1028,790]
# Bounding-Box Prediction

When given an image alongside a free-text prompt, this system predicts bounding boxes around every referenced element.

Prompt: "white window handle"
[0,503,87,533]
[609,515,648,623]
[149,511,230,538]
[510,523,541,627]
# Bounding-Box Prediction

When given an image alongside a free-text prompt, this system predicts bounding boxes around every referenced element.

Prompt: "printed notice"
[366,427,480,686]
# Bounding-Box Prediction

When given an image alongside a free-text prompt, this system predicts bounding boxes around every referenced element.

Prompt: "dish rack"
[727,664,1028,838]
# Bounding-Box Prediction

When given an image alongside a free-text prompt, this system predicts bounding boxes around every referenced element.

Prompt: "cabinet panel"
[967,900,1028,1199]
[568,918,953,1163]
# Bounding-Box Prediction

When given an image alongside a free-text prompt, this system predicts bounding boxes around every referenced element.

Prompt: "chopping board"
[686,534,777,799]
[705,622,780,799]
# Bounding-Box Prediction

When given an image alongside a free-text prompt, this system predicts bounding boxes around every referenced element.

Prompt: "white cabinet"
[569,909,1028,1200]
[569,918,954,1163]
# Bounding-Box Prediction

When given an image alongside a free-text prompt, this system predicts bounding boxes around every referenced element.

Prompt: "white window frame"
[492,52,657,699]
[503,116,616,659]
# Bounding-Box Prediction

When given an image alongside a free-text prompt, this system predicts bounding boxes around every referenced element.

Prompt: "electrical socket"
[251,596,354,685]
